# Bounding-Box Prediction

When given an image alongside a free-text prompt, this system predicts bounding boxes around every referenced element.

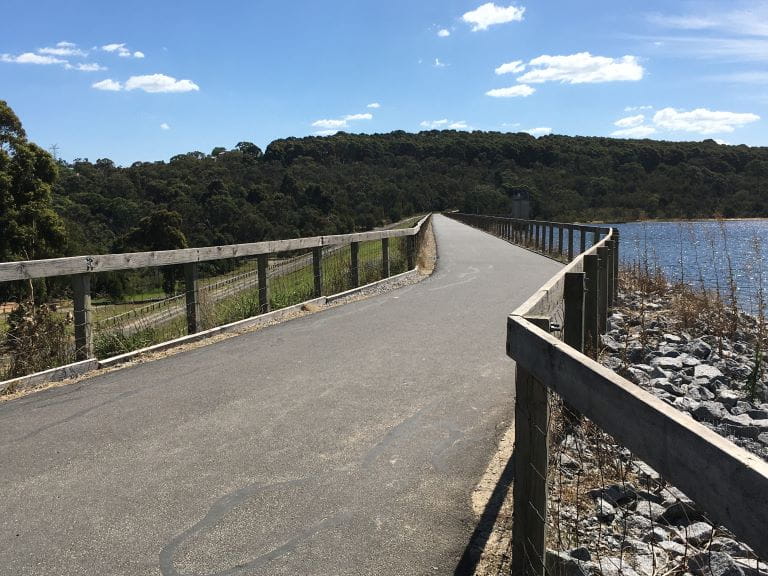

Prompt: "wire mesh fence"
[1,217,427,386]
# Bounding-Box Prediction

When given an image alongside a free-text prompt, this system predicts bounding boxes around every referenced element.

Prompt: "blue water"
[609,220,768,314]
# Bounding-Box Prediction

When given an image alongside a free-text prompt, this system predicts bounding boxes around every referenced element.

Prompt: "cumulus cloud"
[485,84,535,97]
[614,114,645,128]
[39,41,87,57]
[367,102,381,109]
[525,127,552,137]
[652,107,760,134]
[124,74,199,93]
[495,60,526,75]
[624,105,653,112]
[66,62,107,72]
[312,112,373,131]
[438,29,451,37]
[92,78,123,91]
[517,52,643,84]
[462,2,525,31]
[611,125,657,138]
[1,52,67,65]
[160,122,171,131]
[102,43,145,59]
[420,119,471,130]
[434,58,447,68]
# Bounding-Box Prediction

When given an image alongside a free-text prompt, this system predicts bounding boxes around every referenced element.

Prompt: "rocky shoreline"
[544,287,767,576]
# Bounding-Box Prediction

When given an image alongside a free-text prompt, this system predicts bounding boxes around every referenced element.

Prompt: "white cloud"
[160,122,171,131]
[517,52,644,84]
[367,102,381,109]
[312,112,372,131]
[495,60,526,75]
[709,71,768,84]
[652,107,760,134]
[124,74,199,93]
[67,62,107,72]
[38,41,87,57]
[438,28,451,37]
[614,114,645,128]
[102,43,144,59]
[344,113,373,121]
[611,125,657,138]
[624,105,653,112]
[1,52,67,65]
[312,118,346,130]
[525,127,552,137]
[485,84,535,97]
[434,58,447,68]
[420,119,470,130]
[462,2,525,31]
[92,78,123,91]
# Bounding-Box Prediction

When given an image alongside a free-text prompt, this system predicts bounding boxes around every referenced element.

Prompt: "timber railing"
[445,213,768,574]
[0,214,431,385]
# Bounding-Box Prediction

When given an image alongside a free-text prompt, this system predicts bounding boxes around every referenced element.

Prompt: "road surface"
[0,215,561,576]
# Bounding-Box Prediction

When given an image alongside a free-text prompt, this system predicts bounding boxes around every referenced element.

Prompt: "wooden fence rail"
[0,215,431,362]
[445,212,768,573]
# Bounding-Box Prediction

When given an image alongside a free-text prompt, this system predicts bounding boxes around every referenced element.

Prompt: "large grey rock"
[733,559,768,576]
[570,547,591,561]
[595,497,617,523]
[624,367,650,385]
[545,549,595,576]
[602,334,623,353]
[652,356,684,371]
[709,537,754,557]
[689,339,713,359]
[717,389,741,408]
[634,499,666,521]
[627,341,646,363]
[664,333,685,344]
[596,556,641,576]
[673,396,701,413]
[695,364,727,388]
[658,540,687,557]
[721,414,768,439]
[682,521,714,547]
[692,401,727,423]
[688,551,745,576]
[589,484,637,506]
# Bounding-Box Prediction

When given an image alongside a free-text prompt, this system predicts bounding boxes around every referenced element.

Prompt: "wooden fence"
[445,213,768,573]
[0,215,431,362]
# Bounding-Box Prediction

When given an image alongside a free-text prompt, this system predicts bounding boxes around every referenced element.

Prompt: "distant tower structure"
[49,144,60,161]
[509,188,530,219]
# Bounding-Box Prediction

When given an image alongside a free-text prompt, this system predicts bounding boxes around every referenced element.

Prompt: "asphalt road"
[0,215,562,576]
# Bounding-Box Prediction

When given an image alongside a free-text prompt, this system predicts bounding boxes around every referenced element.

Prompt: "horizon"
[3,0,767,166]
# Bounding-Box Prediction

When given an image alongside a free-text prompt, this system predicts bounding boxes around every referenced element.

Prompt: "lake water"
[609,220,768,314]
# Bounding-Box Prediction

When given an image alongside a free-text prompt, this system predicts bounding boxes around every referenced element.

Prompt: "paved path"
[0,215,561,576]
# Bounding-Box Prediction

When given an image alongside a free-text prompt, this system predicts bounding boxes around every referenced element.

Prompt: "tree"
[0,100,66,263]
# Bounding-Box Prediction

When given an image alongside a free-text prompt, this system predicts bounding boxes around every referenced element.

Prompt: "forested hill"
[27,130,768,261]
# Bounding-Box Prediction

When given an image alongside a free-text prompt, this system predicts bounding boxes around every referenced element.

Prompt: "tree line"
[2,100,767,274]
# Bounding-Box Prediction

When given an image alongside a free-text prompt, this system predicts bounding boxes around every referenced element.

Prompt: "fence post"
[597,246,609,334]
[583,254,600,357]
[350,241,360,287]
[406,235,416,270]
[558,224,564,258]
[605,240,615,309]
[613,231,620,299]
[382,238,390,278]
[593,229,600,247]
[257,254,269,314]
[580,227,586,255]
[568,225,574,261]
[511,316,550,576]
[312,246,323,298]
[184,262,201,334]
[548,223,554,256]
[563,272,585,353]
[71,273,93,360]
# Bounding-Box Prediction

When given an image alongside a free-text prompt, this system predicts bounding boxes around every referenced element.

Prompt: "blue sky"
[2,0,767,165]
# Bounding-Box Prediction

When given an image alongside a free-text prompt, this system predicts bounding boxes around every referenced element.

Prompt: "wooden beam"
[511,316,550,576]
[583,253,599,356]
[312,247,323,298]
[257,254,269,314]
[507,315,768,561]
[350,242,360,287]
[183,262,201,334]
[71,274,93,360]
[381,238,390,278]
